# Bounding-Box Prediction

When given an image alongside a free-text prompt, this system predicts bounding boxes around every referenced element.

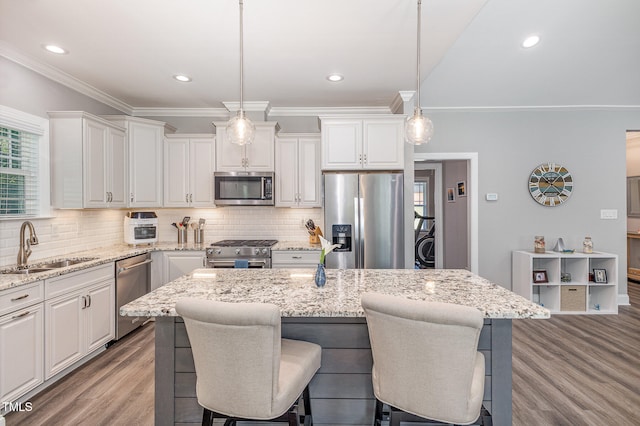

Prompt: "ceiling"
[1,0,639,115]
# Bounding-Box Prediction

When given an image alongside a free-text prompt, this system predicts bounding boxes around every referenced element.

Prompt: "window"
[0,105,49,218]
[413,181,428,231]
[0,126,39,215]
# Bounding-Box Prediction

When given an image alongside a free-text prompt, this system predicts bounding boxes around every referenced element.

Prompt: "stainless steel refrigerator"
[323,172,404,269]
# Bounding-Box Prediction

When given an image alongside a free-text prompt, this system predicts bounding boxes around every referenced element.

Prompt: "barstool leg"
[373,399,383,426]
[302,385,313,425]
[202,408,214,426]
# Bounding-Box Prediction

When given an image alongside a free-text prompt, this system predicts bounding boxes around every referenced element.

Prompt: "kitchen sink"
[37,258,96,269]
[0,257,97,275]
[2,267,54,274]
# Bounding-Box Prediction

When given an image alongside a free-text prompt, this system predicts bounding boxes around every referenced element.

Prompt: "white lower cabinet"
[0,300,44,403]
[272,250,320,268]
[44,265,115,379]
[164,251,206,284]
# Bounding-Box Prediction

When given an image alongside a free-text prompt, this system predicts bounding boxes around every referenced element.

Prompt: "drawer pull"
[292,256,302,259]
[11,294,29,302]
[12,311,30,319]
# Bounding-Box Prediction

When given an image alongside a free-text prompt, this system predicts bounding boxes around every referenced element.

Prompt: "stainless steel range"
[206,239,278,268]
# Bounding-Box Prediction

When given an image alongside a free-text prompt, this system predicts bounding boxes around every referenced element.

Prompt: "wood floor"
[5,321,155,426]
[6,283,640,426]
[512,281,640,425]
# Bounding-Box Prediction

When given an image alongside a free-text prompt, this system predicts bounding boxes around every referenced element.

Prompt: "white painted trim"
[423,105,640,112]
[0,41,132,115]
[618,293,630,306]
[132,108,229,118]
[269,106,392,116]
[414,152,479,274]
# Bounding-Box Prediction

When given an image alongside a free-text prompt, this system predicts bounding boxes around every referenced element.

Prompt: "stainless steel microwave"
[214,172,274,206]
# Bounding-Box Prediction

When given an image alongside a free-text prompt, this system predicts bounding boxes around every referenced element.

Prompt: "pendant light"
[227,0,255,146]
[405,0,434,145]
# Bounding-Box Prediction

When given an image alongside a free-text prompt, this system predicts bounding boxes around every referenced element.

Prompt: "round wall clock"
[528,162,573,206]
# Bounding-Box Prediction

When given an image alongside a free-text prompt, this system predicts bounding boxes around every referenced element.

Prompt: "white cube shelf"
[512,250,618,314]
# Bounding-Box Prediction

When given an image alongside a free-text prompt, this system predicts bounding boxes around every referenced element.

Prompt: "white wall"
[417,108,637,296]
[0,57,123,118]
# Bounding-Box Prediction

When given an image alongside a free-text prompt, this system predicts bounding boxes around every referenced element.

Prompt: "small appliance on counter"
[124,211,158,246]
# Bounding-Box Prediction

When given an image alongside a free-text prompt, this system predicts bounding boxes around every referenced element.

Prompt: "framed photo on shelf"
[532,270,548,283]
[457,181,466,197]
[593,269,608,283]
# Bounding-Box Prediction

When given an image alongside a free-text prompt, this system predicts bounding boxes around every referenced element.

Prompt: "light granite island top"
[125,268,548,426]
[120,268,549,319]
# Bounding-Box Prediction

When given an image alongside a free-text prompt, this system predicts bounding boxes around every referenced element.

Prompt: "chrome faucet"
[17,221,39,269]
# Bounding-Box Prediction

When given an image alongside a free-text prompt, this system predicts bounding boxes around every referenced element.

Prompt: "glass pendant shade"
[405,107,434,145]
[226,110,255,146]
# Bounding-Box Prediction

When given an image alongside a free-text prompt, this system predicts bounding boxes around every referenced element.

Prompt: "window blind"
[0,125,39,217]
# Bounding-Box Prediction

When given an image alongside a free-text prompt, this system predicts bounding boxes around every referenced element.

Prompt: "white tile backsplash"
[0,207,323,268]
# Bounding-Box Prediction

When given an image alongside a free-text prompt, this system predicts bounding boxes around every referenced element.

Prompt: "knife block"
[309,226,323,244]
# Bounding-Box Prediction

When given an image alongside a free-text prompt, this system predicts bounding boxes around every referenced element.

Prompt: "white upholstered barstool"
[361,292,486,426]
[175,298,322,426]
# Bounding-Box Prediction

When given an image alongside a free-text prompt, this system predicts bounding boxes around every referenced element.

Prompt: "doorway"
[414,152,478,273]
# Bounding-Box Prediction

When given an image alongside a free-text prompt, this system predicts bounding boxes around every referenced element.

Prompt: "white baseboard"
[618,293,630,306]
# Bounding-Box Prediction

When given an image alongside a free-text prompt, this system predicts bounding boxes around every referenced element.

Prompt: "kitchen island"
[121,268,549,426]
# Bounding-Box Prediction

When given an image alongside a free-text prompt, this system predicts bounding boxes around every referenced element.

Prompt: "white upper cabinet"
[49,112,127,208]
[214,121,278,171]
[164,135,216,207]
[275,134,321,208]
[102,116,175,207]
[320,115,405,170]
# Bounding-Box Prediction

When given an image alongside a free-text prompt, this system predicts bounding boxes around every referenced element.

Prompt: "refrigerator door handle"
[354,196,360,268]
[358,197,365,268]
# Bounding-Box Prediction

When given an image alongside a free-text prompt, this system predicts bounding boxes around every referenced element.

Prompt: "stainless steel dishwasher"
[115,253,152,340]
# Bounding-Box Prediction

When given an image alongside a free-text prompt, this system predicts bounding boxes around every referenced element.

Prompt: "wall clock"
[528,162,573,206]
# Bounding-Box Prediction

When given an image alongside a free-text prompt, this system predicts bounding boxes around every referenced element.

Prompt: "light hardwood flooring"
[5,321,155,426]
[6,283,640,426]
[512,281,640,425]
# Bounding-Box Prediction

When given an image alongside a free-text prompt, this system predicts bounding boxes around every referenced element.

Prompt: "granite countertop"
[272,241,322,251]
[0,242,207,292]
[120,268,550,319]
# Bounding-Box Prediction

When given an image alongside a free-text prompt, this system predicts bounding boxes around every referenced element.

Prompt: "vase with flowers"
[316,236,341,287]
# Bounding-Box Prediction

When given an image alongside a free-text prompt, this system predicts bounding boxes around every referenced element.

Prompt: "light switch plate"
[600,209,618,219]
[485,193,498,201]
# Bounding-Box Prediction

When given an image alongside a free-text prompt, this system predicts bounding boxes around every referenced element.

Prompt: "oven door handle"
[207,259,268,268]
[117,259,153,275]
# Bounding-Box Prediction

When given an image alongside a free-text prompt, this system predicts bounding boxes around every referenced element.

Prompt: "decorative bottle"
[583,237,593,254]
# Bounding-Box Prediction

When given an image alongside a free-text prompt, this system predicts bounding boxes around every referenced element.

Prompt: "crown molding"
[0,41,133,115]
[222,101,271,114]
[132,107,230,118]
[269,106,392,117]
[422,104,640,112]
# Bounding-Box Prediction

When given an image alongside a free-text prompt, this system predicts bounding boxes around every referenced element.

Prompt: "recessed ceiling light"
[522,35,540,48]
[43,44,68,54]
[327,74,344,82]
[173,75,192,82]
